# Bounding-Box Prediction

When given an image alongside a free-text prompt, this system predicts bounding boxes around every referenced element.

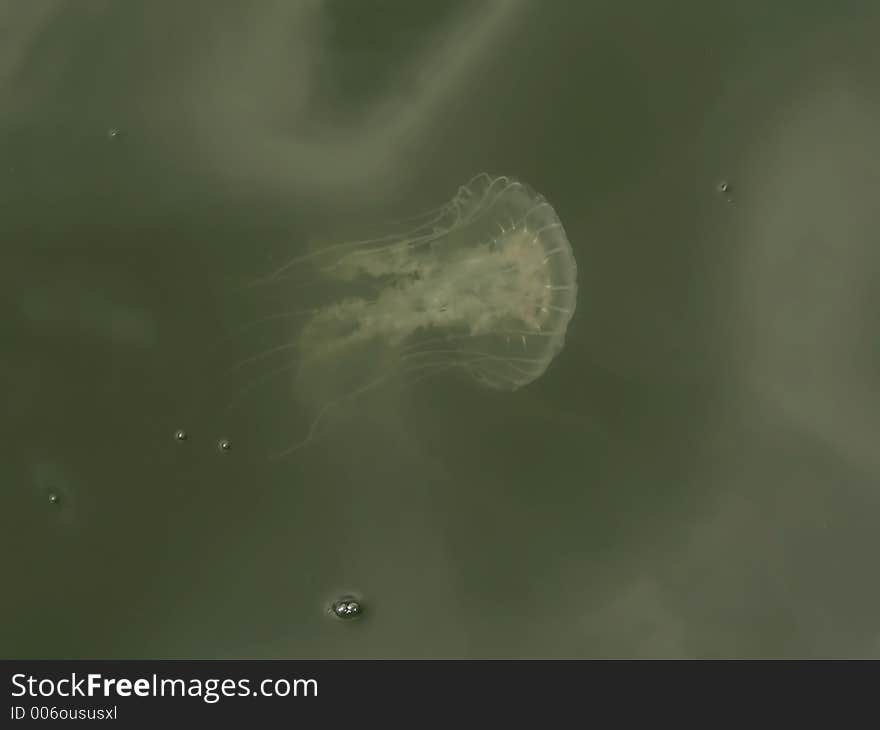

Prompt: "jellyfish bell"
[227,174,577,457]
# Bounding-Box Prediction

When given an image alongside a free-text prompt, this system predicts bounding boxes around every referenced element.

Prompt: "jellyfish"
[227,174,577,457]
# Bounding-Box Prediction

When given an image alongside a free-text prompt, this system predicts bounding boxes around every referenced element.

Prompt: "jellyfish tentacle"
[250,207,455,285]
[269,358,455,459]
[218,308,317,342]
[223,360,300,413]
[399,347,548,369]
[222,341,301,377]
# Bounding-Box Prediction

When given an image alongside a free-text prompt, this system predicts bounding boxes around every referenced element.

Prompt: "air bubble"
[107,128,120,139]
[218,439,231,452]
[48,493,60,505]
[174,429,188,442]
[332,596,363,619]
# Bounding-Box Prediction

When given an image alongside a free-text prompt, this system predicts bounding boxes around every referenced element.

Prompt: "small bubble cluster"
[332,597,362,619]
[172,429,234,454]
[48,493,60,505]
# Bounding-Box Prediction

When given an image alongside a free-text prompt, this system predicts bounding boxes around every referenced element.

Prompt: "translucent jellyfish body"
[240,174,577,456]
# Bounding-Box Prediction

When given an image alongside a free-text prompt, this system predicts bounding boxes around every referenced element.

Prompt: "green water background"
[2,0,879,658]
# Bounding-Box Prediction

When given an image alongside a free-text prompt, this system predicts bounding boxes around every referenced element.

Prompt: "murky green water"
[3,0,880,659]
